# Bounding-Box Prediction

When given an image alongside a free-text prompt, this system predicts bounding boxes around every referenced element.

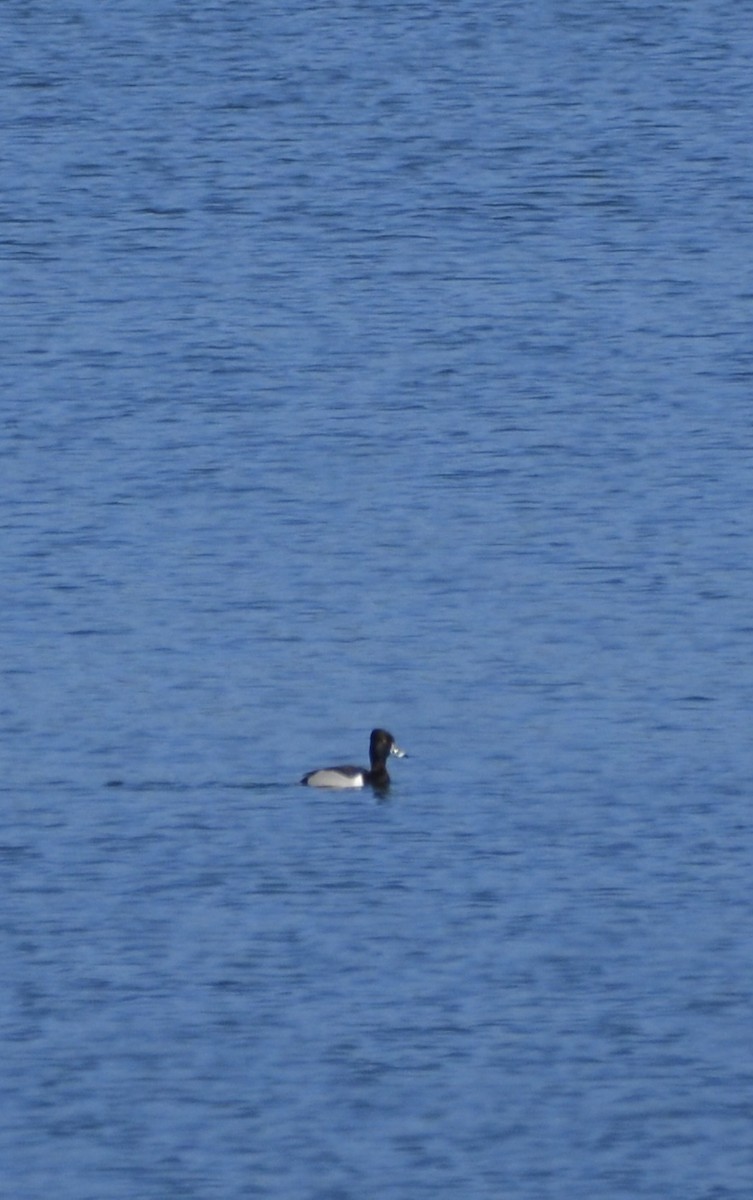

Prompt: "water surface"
[3,2,753,1197]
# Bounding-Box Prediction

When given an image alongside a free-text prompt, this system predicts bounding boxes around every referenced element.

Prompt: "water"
[3,2,753,1196]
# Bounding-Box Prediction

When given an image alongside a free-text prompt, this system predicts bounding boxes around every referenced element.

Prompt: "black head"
[368,728,407,767]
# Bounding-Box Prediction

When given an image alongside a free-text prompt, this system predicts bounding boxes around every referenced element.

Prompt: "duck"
[301,728,407,790]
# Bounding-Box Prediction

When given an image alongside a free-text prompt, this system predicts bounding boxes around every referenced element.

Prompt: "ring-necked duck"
[301,728,407,790]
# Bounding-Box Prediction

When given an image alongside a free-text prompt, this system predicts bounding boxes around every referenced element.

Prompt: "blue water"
[3,2,753,1196]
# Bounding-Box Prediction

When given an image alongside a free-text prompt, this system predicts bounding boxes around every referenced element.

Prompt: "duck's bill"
[390,743,407,758]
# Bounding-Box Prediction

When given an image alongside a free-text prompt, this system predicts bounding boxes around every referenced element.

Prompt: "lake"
[2,2,753,1197]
